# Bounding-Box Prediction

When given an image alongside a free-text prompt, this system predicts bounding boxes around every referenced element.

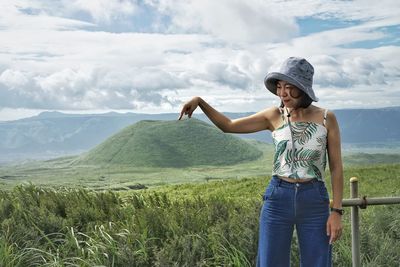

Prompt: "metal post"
[350,177,360,267]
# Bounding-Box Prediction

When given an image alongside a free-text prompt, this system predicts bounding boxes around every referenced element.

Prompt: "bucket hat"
[264,57,318,102]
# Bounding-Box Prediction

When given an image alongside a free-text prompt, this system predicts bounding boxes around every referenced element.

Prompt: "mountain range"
[0,106,399,163]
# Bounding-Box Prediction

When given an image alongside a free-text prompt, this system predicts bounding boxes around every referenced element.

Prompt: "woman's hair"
[276,80,313,109]
[297,92,313,108]
[279,90,313,109]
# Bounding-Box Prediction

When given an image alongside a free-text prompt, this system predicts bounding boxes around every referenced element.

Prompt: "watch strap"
[330,207,344,215]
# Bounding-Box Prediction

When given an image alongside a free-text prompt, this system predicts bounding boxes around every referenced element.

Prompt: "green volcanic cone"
[74,118,263,167]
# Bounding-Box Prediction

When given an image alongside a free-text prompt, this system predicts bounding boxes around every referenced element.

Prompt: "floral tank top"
[271,108,328,181]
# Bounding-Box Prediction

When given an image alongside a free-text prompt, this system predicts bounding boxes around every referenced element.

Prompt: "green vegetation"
[0,140,274,191]
[74,119,262,167]
[343,152,400,165]
[0,163,399,266]
[1,142,398,192]
[1,122,399,266]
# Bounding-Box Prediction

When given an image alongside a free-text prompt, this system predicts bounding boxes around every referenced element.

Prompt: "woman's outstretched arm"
[178,96,276,133]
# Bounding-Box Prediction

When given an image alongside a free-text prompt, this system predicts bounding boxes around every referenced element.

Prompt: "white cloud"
[145,0,299,43]
[203,62,251,89]
[0,69,30,89]
[259,20,400,90]
[311,54,389,88]
[0,65,193,110]
[0,0,399,121]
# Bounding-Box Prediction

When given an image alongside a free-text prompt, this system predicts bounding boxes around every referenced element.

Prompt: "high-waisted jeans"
[257,175,332,267]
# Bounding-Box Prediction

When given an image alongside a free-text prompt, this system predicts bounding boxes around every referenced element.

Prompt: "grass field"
[0,162,399,266]
[0,140,399,266]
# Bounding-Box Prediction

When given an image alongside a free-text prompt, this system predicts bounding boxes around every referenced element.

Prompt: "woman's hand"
[178,97,200,120]
[326,212,343,244]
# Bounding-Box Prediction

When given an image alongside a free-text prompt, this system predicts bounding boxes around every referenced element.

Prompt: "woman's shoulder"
[309,105,325,112]
[259,107,283,115]
[309,105,336,117]
[259,106,283,117]
[258,106,285,126]
[311,106,339,130]
[314,106,337,120]
[305,105,336,127]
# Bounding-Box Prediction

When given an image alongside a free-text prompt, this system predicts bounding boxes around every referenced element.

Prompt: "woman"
[178,57,344,267]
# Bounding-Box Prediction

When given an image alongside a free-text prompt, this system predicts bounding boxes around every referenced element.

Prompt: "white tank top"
[271,108,328,181]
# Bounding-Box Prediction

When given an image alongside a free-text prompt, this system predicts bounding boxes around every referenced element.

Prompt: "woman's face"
[276,80,302,108]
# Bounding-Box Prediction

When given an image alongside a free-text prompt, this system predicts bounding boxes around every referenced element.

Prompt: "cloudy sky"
[0,0,399,121]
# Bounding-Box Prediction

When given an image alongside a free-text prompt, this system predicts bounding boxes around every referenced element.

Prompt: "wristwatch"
[330,207,345,215]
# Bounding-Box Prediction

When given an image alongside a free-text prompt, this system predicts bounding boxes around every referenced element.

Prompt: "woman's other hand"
[326,212,343,244]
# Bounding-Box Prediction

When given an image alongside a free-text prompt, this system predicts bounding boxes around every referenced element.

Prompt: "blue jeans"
[257,175,332,267]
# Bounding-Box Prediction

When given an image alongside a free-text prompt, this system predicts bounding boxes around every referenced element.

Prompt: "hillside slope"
[74,118,263,167]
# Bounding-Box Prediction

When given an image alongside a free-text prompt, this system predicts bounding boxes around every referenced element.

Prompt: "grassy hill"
[74,119,263,168]
[1,139,399,191]
[0,140,273,190]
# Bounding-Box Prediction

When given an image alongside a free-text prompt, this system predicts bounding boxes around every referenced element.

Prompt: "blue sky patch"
[297,17,361,36]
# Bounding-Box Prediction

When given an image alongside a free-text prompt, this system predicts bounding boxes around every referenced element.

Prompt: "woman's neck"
[285,105,313,119]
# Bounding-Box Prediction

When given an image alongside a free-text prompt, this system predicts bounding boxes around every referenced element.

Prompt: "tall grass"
[0,185,260,266]
[1,168,400,266]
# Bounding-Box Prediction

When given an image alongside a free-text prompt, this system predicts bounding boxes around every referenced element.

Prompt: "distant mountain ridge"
[334,108,400,143]
[0,106,399,163]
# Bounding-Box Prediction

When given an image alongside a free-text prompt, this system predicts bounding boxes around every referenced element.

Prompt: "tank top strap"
[323,109,328,126]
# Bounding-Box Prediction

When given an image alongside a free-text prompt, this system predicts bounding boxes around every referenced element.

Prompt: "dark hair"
[279,91,313,109]
[297,93,313,108]
[275,80,313,109]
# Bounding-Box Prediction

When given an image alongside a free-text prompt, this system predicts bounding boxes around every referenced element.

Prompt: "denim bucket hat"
[264,57,318,102]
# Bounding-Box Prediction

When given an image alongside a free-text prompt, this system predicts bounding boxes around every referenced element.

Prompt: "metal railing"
[332,177,400,267]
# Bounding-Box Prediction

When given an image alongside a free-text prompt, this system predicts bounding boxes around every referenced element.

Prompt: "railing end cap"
[350,177,358,182]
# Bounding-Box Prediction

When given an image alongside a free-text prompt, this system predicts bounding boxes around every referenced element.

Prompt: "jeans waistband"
[270,175,322,189]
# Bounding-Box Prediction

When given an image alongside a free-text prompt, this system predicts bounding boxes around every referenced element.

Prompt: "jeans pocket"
[315,184,330,203]
[262,185,277,201]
